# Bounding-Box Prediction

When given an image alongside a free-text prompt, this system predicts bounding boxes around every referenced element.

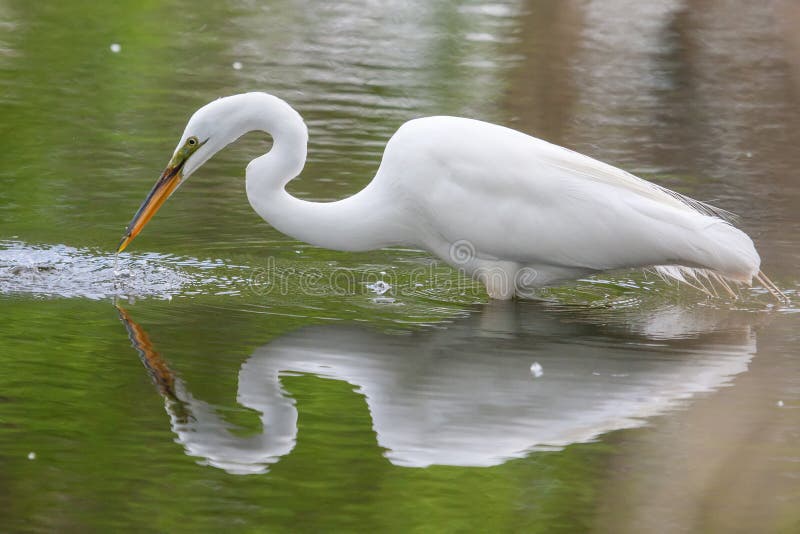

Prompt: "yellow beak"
[117,163,183,253]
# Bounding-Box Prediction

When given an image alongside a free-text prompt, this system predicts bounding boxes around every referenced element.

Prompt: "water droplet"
[530,362,543,378]
[27,452,36,460]
[777,400,784,407]
[232,61,243,70]
[367,280,391,295]
[110,43,121,53]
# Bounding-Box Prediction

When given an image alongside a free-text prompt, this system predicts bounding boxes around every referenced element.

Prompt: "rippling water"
[1,1,799,532]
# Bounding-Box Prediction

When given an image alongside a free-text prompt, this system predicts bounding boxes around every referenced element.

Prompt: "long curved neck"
[240,93,407,251]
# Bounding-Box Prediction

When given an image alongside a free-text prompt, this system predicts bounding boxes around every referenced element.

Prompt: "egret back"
[376,116,760,286]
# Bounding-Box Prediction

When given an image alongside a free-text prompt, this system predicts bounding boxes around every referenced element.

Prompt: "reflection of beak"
[117,161,184,253]
[115,304,179,400]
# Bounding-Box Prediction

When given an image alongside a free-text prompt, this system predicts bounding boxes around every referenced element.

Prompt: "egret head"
[116,93,304,253]
[117,102,225,253]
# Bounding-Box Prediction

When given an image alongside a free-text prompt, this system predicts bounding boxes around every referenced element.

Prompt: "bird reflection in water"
[117,301,760,475]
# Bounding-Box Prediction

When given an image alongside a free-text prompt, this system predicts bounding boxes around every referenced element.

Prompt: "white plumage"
[120,92,786,302]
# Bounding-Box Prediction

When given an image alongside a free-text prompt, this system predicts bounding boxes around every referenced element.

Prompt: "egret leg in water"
[118,93,787,302]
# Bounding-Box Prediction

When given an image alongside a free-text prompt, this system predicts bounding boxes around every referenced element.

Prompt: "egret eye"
[187,136,198,147]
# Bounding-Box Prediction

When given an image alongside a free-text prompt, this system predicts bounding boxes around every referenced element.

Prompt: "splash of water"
[0,241,249,300]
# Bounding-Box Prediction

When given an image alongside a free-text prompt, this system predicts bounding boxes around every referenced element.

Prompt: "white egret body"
[119,92,785,301]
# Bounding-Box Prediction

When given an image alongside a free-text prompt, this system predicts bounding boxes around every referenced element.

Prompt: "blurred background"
[0,1,798,532]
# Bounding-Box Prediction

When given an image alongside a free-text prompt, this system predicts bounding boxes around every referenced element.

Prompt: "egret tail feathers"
[755,270,790,304]
[652,265,788,303]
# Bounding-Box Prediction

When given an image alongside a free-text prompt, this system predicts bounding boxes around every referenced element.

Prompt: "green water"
[1,1,799,532]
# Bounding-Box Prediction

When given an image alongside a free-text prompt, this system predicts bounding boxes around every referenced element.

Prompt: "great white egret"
[118,92,786,301]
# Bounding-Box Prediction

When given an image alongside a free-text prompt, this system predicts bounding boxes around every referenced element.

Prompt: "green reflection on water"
[0,298,613,533]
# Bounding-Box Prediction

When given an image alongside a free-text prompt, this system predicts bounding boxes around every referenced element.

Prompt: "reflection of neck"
[119,304,295,475]
[167,357,297,475]
[240,93,411,251]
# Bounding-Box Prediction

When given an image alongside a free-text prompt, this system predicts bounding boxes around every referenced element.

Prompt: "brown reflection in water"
[505,0,800,279]
[500,3,800,529]
[501,1,583,144]
[593,316,798,534]
[781,1,800,93]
